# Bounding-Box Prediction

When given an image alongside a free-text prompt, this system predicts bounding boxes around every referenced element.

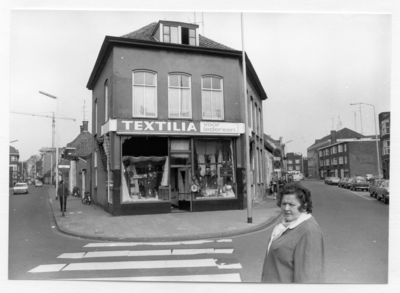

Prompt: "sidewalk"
[47,187,282,242]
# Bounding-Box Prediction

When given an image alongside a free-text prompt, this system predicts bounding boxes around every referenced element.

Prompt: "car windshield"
[15,183,26,187]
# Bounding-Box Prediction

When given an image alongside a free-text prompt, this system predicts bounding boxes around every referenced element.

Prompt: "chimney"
[330,130,337,144]
[80,125,83,133]
[82,121,88,132]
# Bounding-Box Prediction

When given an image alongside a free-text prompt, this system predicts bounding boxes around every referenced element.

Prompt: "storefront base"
[192,199,237,212]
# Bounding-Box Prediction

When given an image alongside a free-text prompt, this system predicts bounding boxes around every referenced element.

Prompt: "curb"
[47,188,282,242]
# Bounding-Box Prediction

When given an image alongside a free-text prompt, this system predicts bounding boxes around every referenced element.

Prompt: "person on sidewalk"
[57,179,69,212]
[261,182,326,283]
[269,177,278,200]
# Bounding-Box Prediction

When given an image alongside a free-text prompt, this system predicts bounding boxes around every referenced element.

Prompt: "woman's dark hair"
[277,182,313,213]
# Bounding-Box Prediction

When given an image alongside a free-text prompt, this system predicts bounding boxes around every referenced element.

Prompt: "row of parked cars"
[324,176,390,204]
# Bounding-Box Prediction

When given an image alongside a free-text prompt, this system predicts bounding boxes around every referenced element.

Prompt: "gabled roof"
[121,21,236,51]
[65,131,96,160]
[307,128,364,150]
[10,146,19,154]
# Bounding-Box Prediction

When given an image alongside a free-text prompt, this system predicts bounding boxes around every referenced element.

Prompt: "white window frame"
[249,97,253,131]
[295,159,300,164]
[288,166,293,171]
[288,160,293,165]
[104,80,108,121]
[132,71,157,118]
[381,119,390,135]
[326,159,330,166]
[383,140,390,155]
[95,100,98,134]
[344,144,347,152]
[168,73,192,118]
[339,157,344,164]
[332,146,337,154]
[201,76,224,120]
[163,25,179,44]
[94,151,97,187]
[295,165,300,171]
[319,151,323,157]
[338,145,343,153]
[344,156,348,164]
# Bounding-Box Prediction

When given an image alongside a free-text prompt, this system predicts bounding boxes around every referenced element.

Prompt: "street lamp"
[282,140,293,177]
[350,103,381,178]
[39,91,59,197]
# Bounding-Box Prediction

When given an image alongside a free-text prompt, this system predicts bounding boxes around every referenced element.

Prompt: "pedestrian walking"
[57,179,69,212]
[261,182,326,283]
[269,178,278,200]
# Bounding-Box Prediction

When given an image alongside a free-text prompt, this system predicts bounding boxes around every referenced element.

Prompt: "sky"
[5,8,393,161]
[1,1,400,292]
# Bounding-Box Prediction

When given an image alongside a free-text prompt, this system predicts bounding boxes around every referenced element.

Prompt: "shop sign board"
[220,167,234,177]
[58,160,70,174]
[115,120,245,136]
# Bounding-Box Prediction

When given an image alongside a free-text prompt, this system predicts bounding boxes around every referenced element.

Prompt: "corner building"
[86,21,267,216]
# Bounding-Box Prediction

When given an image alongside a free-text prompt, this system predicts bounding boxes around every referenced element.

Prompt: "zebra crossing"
[28,238,243,282]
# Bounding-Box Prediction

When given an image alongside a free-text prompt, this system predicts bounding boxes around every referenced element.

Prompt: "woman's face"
[281,194,303,222]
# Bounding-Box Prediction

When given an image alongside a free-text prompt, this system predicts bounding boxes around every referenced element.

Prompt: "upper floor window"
[332,146,337,154]
[319,150,323,157]
[339,157,344,164]
[338,145,343,153]
[288,166,293,171]
[332,157,337,165]
[249,97,253,130]
[383,140,390,155]
[381,119,390,135]
[104,80,109,121]
[344,156,348,164]
[168,74,191,118]
[202,76,223,120]
[295,165,300,171]
[320,160,324,166]
[163,25,178,44]
[258,108,262,136]
[325,159,330,166]
[344,144,347,152]
[182,27,196,45]
[325,149,330,156]
[95,100,98,134]
[132,71,157,118]
[288,160,293,165]
[295,159,300,164]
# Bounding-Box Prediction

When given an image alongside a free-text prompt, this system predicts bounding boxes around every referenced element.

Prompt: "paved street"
[9,180,389,283]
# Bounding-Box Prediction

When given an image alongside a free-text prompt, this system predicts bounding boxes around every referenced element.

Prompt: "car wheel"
[384,197,389,204]
[370,192,373,197]
[377,195,381,201]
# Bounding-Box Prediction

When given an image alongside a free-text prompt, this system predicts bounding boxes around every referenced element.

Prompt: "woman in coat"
[261,182,326,283]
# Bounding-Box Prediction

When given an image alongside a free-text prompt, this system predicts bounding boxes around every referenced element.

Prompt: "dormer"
[152,21,199,46]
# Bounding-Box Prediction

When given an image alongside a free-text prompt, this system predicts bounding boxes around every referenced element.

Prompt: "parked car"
[369,178,384,198]
[338,177,347,188]
[35,181,43,187]
[349,176,369,191]
[329,177,341,185]
[324,177,331,184]
[342,177,353,189]
[376,180,390,204]
[365,174,374,182]
[13,182,29,194]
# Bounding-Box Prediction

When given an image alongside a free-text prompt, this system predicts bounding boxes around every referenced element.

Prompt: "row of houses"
[307,112,391,180]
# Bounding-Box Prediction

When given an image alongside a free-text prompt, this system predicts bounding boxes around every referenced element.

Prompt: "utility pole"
[358,104,363,134]
[352,111,357,132]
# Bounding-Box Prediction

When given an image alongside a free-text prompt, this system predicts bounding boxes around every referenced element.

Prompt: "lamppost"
[282,140,293,177]
[39,91,59,196]
[350,102,381,178]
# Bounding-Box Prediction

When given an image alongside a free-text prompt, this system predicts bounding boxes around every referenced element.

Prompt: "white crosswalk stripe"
[28,238,242,282]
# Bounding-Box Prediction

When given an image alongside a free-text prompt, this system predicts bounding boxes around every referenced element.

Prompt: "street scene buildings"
[7,9,394,287]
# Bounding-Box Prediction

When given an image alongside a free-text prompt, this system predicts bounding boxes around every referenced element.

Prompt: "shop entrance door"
[170,167,191,212]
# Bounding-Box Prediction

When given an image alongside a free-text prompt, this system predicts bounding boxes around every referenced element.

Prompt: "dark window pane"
[145,72,155,86]
[170,75,179,87]
[181,75,189,87]
[134,72,145,85]
[182,27,189,45]
[164,26,170,34]
[212,77,221,89]
[203,77,211,89]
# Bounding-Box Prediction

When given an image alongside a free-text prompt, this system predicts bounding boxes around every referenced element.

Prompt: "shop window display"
[121,156,169,202]
[192,139,236,199]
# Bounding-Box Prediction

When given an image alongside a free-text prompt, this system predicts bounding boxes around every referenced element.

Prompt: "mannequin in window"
[144,163,158,198]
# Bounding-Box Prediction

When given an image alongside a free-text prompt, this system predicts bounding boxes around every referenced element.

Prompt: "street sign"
[58,160,71,173]
[220,167,233,177]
